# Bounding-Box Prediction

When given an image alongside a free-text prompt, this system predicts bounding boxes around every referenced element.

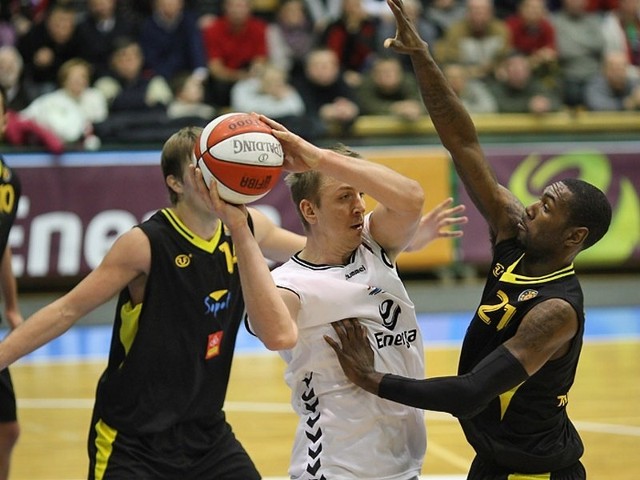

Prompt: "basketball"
[194,112,284,204]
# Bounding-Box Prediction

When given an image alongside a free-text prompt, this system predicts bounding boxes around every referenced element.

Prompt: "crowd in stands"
[0,0,639,152]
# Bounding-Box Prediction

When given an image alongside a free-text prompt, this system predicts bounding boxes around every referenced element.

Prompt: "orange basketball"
[194,113,284,204]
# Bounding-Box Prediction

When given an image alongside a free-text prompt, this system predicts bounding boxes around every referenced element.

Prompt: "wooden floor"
[8,340,640,480]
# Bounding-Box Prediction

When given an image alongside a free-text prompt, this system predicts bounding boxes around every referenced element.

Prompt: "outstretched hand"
[324,318,384,395]
[383,0,430,54]
[405,198,468,252]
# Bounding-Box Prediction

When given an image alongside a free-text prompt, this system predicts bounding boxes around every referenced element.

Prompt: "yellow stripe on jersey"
[93,419,118,480]
[119,300,141,361]
[499,382,524,420]
[500,254,575,285]
[161,208,222,253]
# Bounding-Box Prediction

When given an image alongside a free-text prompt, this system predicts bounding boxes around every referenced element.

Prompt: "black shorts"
[468,455,586,480]
[0,368,17,423]
[87,411,260,480]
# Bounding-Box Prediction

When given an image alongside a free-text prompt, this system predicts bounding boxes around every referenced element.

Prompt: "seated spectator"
[231,63,304,118]
[167,71,215,121]
[137,0,208,82]
[487,51,561,113]
[377,0,438,72]
[75,0,137,80]
[505,0,558,83]
[356,55,424,120]
[319,0,379,86]
[267,0,316,78]
[551,0,604,107]
[426,0,466,39]
[443,62,498,113]
[584,51,640,111]
[601,0,640,72]
[202,0,269,108]
[230,62,308,135]
[0,1,47,46]
[21,58,107,149]
[303,0,343,34]
[291,47,360,138]
[434,0,511,81]
[94,37,172,113]
[17,4,82,96]
[0,45,34,111]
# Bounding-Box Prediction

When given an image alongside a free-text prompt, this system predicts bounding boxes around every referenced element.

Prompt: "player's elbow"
[260,327,298,351]
[403,180,425,216]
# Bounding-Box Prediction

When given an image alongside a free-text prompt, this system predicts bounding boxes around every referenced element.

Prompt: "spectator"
[230,63,305,122]
[443,62,498,113]
[94,37,172,113]
[291,47,360,138]
[0,46,33,111]
[505,0,558,83]
[425,0,466,39]
[137,0,208,82]
[267,0,316,78]
[551,0,604,107]
[488,51,562,113]
[319,0,380,86]
[584,50,640,111]
[377,0,438,71]
[17,4,82,96]
[303,0,343,33]
[356,55,425,120]
[75,0,137,80]
[167,71,215,121]
[0,0,47,46]
[434,0,511,81]
[21,58,107,148]
[202,0,269,108]
[601,0,640,71]
[93,37,175,144]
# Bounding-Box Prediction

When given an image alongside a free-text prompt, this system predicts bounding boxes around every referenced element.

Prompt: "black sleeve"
[378,345,529,419]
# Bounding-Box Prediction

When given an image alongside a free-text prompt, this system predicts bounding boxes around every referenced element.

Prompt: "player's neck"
[170,205,221,241]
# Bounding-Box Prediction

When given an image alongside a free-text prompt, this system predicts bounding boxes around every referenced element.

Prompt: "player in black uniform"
[325,1,613,479]
[0,86,23,480]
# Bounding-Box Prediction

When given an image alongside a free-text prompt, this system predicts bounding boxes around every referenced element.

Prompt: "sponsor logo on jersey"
[205,330,224,359]
[345,264,366,279]
[374,329,418,349]
[557,394,568,407]
[518,289,539,302]
[175,254,191,268]
[204,289,231,317]
[493,263,505,277]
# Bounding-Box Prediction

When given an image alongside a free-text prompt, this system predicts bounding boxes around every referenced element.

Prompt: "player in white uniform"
[274,215,425,479]
[253,118,445,480]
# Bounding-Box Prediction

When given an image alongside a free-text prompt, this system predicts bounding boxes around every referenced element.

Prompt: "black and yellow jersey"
[94,208,250,435]
[0,156,20,261]
[458,238,585,473]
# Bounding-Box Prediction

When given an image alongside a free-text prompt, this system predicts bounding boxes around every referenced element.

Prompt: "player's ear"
[300,199,317,225]
[566,226,588,248]
[166,174,183,195]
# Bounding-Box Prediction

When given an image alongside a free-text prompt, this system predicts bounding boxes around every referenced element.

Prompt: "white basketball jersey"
[271,214,426,480]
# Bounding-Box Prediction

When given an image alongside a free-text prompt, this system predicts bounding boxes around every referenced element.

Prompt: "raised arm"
[384,0,522,241]
[259,114,425,260]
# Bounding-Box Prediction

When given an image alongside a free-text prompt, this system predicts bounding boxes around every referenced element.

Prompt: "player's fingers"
[324,335,341,353]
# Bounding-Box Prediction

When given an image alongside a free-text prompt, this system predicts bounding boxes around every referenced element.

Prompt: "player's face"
[518,181,573,256]
[315,177,366,248]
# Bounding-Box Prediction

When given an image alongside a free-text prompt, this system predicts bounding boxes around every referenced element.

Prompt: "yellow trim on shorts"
[93,419,117,480]
[507,473,551,479]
